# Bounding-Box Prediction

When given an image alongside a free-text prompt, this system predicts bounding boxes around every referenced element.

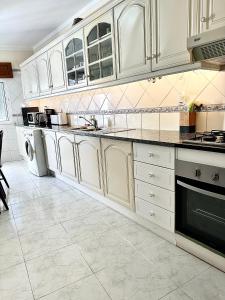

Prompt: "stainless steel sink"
[70,127,135,134]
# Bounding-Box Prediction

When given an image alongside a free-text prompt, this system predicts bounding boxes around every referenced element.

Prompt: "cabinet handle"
[149,173,154,178]
[146,56,151,60]
[149,210,155,217]
[148,152,154,158]
[201,17,207,22]
[149,193,155,197]
[49,85,53,88]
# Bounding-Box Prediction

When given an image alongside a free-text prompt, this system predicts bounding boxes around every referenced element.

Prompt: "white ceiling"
[0,0,101,51]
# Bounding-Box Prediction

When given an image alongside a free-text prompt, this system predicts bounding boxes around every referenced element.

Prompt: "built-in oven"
[175,160,225,256]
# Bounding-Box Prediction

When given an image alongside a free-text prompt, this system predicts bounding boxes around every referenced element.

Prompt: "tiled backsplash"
[28,69,225,131]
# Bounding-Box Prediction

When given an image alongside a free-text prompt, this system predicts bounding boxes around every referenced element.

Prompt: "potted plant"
[180,100,201,133]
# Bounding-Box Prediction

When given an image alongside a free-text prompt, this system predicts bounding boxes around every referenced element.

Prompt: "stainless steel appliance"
[188,26,225,70]
[21,107,39,126]
[175,159,225,256]
[27,112,46,126]
[183,130,225,148]
[44,108,55,126]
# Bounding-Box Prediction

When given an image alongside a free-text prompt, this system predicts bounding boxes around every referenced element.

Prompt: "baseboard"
[176,233,225,273]
[56,173,176,244]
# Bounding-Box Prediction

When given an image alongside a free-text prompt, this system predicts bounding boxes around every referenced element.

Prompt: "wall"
[29,69,225,132]
[0,50,32,163]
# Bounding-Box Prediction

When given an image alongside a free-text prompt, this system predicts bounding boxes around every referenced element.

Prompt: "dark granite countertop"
[17,125,225,153]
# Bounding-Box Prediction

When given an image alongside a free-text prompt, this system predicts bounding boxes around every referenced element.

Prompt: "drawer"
[134,143,175,169]
[134,161,175,191]
[135,180,175,212]
[136,197,174,232]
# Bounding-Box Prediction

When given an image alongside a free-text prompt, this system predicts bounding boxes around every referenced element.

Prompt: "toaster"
[50,113,68,125]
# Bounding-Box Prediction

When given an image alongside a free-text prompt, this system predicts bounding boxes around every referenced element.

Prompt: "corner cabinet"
[75,136,103,194]
[63,29,87,89]
[36,52,51,96]
[48,42,66,93]
[56,132,77,180]
[101,139,134,210]
[84,10,116,85]
[42,130,58,172]
[114,0,151,78]
[151,0,190,71]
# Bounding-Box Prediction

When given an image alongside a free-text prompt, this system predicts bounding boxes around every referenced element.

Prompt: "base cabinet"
[75,136,103,194]
[57,132,77,180]
[101,139,134,210]
[42,130,58,172]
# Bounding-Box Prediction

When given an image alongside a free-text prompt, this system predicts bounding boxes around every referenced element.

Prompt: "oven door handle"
[177,180,225,201]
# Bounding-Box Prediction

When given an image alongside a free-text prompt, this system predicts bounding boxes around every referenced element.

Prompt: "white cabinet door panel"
[202,0,225,31]
[36,52,51,96]
[43,130,58,172]
[114,0,151,78]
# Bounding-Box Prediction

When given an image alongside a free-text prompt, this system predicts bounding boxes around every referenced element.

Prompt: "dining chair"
[0,130,9,211]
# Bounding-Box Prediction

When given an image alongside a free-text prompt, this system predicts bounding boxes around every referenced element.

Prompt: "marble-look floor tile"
[182,267,225,300]
[26,244,92,299]
[14,210,58,236]
[116,222,164,250]
[11,200,43,218]
[0,218,18,242]
[40,275,110,300]
[0,237,23,271]
[78,229,139,272]
[7,188,42,204]
[96,255,177,300]
[161,288,193,300]
[139,241,209,286]
[62,209,111,244]
[98,207,135,227]
[20,224,72,261]
[0,263,33,300]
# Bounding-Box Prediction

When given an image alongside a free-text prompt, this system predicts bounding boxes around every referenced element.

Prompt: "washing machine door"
[25,139,34,161]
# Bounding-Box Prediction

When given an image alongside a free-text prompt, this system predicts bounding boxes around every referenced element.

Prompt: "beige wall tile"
[141,113,160,130]
[127,113,141,129]
[104,115,115,128]
[206,112,225,131]
[196,112,207,132]
[160,113,180,131]
[114,114,127,128]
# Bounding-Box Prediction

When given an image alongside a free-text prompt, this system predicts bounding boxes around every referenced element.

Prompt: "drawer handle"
[148,152,154,158]
[149,193,155,197]
[149,210,155,217]
[149,173,154,178]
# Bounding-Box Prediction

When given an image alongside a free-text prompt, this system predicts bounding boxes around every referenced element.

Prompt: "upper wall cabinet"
[48,42,66,93]
[114,0,151,78]
[84,10,116,85]
[63,29,87,89]
[201,0,225,32]
[151,0,190,71]
[21,61,39,99]
[36,52,51,96]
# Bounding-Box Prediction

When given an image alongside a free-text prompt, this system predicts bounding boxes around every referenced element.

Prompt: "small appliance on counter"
[44,108,55,126]
[27,112,46,126]
[50,112,67,125]
[22,107,39,126]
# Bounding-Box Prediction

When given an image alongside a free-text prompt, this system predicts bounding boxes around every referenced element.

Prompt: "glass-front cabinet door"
[63,29,87,89]
[84,10,116,85]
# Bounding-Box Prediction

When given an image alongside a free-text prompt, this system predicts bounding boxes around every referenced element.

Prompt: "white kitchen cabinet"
[21,61,39,99]
[114,0,151,78]
[63,29,87,89]
[16,127,26,158]
[36,52,51,96]
[101,139,134,210]
[21,65,32,99]
[57,132,77,180]
[48,42,66,93]
[42,130,58,172]
[151,0,190,71]
[84,10,116,85]
[201,0,225,32]
[75,136,103,193]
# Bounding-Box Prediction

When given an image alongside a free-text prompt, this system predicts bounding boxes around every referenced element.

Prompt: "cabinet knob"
[49,85,53,88]
[212,173,219,181]
[149,173,154,178]
[201,17,207,22]
[146,56,151,60]
[149,210,155,217]
[149,193,155,197]
[148,152,154,158]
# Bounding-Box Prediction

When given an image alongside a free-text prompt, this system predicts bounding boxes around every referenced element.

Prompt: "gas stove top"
[183,130,225,147]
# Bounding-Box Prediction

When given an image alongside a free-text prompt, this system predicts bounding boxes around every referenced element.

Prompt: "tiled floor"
[0,161,225,300]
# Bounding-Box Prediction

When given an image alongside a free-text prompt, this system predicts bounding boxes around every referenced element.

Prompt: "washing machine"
[23,128,47,176]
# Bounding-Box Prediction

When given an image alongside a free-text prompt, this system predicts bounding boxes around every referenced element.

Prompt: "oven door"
[176,177,225,255]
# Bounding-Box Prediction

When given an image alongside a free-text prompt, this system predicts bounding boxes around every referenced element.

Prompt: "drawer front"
[135,180,175,212]
[134,143,175,169]
[134,161,175,191]
[136,197,174,232]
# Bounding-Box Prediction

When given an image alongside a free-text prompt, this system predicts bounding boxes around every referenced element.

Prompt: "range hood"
[187,26,225,70]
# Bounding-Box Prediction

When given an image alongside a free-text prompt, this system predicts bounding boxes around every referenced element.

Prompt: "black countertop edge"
[17,125,225,154]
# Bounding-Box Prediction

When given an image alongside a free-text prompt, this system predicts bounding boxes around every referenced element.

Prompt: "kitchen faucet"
[79,115,98,129]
